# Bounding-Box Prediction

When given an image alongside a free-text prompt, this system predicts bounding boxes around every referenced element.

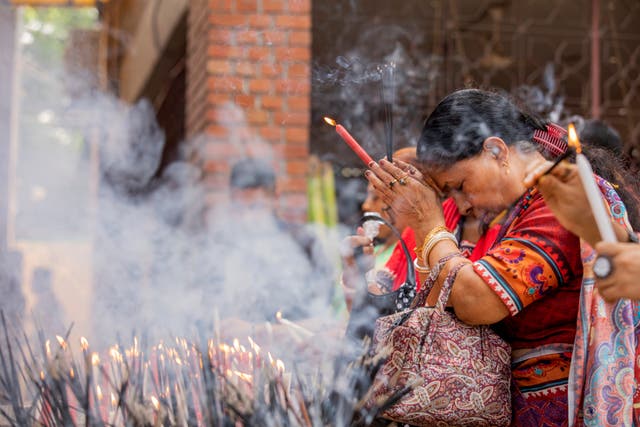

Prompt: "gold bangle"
[413,258,431,274]
[422,231,458,265]
[416,225,448,258]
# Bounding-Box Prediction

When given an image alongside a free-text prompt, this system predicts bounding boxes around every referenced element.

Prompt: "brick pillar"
[186,0,312,223]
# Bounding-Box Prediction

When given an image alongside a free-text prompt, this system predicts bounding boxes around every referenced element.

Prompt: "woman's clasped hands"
[364,159,445,235]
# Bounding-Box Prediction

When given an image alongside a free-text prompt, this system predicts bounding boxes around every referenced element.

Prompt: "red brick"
[287,95,310,110]
[207,59,233,75]
[261,95,283,110]
[205,125,230,138]
[275,47,310,61]
[208,29,234,43]
[209,14,247,26]
[209,0,233,11]
[208,44,245,59]
[207,93,233,106]
[262,29,287,45]
[263,0,286,12]
[235,61,257,77]
[275,78,310,95]
[260,126,282,141]
[288,62,309,77]
[261,62,284,77]
[285,127,308,144]
[234,94,255,108]
[274,111,309,126]
[289,0,310,13]
[248,78,273,93]
[236,29,261,45]
[203,159,230,173]
[236,0,257,13]
[245,109,270,125]
[247,46,272,61]
[206,142,240,158]
[286,160,308,175]
[280,177,307,192]
[275,15,310,30]
[247,14,273,28]
[289,30,311,47]
[207,76,244,92]
[206,109,237,125]
[283,143,308,159]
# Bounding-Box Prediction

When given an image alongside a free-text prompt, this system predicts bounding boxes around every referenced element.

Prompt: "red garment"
[385,198,501,291]
[472,190,583,425]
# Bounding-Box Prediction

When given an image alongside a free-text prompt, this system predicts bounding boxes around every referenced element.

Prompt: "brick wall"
[186,0,312,223]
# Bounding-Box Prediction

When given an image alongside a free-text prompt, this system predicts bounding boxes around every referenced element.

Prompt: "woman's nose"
[453,194,473,216]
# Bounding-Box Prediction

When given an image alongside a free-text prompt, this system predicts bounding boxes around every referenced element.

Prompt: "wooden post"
[591,0,601,119]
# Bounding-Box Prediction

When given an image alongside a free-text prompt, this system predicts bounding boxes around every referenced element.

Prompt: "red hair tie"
[532,123,568,157]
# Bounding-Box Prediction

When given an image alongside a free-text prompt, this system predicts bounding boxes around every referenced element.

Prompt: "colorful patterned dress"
[472,188,582,426]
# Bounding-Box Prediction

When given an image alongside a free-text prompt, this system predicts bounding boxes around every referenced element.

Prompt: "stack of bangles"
[413,225,459,274]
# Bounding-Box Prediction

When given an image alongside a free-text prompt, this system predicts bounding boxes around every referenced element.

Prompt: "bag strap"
[435,260,469,312]
[410,252,465,309]
[359,213,416,291]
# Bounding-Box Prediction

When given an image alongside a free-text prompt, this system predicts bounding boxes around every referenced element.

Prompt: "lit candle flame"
[233,338,241,352]
[55,335,66,349]
[40,370,45,381]
[567,123,582,154]
[323,117,336,127]
[96,385,103,401]
[233,370,253,383]
[111,392,117,407]
[69,368,74,378]
[276,359,285,374]
[151,395,160,410]
[91,353,100,366]
[80,337,89,351]
[45,340,51,357]
[247,336,260,354]
[275,311,283,321]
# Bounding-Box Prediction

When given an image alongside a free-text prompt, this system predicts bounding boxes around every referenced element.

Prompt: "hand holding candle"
[567,124,617,243]
[324,117,374,166]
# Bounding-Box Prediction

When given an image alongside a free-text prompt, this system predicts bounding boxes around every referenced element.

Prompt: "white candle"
[575,153,617,242]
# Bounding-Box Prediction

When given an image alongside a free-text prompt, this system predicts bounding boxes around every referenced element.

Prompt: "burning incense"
[567,124,617,242]
[380,63,396,162]
[324,117,374,166]
[275,311,313,340]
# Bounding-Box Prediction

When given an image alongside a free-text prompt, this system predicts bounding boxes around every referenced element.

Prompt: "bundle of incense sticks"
[0,313,417,427]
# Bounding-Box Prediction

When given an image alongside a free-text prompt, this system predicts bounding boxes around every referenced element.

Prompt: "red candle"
[324,117,374,166]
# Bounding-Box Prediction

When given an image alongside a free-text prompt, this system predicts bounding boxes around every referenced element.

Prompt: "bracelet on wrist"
[422,231,458,266]
[413,258,431,274]
[416,225,448,258]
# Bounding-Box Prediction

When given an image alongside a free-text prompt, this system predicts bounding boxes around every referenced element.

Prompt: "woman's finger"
[595,241,630,257]
[379,158,409,180]
[365,169,395,201]
[369,160,398,187]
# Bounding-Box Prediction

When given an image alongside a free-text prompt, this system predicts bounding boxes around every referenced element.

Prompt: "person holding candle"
[524,158,640,301]
[364,88,637,426]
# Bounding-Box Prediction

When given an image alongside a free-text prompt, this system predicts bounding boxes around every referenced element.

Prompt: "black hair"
[229,158,276,191]
[579,119,624,155]
[417,89,548,167]
[584,146,640,230]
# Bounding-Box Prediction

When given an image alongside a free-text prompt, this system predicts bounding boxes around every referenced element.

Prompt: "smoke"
[0,8,343,359]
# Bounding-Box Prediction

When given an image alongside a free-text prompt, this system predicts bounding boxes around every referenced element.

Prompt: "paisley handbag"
[370,260,512,426]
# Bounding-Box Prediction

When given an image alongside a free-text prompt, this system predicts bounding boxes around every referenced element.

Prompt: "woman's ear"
[483,137,509,162]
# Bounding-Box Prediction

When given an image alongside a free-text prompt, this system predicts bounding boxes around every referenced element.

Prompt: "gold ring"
[389,179,397,188]
[398,174,409,185]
